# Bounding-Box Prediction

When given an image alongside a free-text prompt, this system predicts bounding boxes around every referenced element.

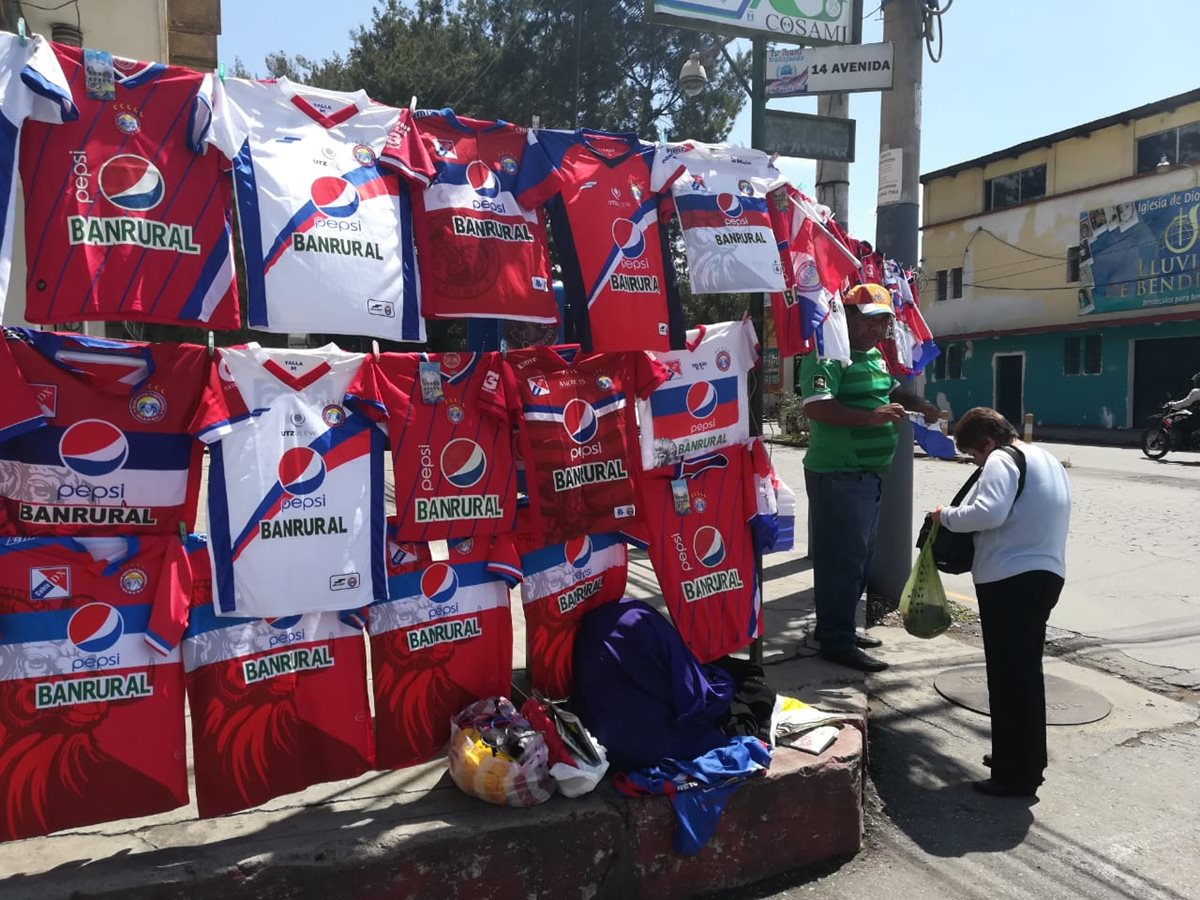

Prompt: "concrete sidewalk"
[0,546,872,900]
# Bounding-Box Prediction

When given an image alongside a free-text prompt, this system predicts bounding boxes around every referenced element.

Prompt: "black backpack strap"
[950,466,983,505]
[999,445,1027,501]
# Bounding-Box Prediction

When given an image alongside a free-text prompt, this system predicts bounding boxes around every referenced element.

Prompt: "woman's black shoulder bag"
[915,446,1027,574]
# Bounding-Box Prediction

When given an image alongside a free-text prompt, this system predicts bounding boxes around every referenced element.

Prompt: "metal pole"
[749,38,767,666]
[869,0,924,608]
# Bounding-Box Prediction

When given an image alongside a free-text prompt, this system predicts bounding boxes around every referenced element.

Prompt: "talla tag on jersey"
[418,360,444,404]
[670,478,692,515]
[83,49,115,101]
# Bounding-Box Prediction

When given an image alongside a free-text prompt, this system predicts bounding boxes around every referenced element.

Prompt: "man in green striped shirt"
[800,283,940,672]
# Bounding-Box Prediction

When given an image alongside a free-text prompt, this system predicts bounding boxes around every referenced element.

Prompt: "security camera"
[679,52,708,98]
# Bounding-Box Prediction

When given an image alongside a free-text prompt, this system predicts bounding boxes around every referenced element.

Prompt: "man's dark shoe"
[855,632,883,649]
[983,753,992,768]
[819,645,889,672]
[972,778,1037,798]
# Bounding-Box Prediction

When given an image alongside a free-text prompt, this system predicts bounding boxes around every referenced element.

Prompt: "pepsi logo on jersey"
[693,526,726,568]
[67,602,124,671]
[414,440,504,524]
[278,447,326,507]
[266,615,306,647]
[419,562,462,620]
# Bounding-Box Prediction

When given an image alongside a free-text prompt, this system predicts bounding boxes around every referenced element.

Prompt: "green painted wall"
[924,320,1200,428]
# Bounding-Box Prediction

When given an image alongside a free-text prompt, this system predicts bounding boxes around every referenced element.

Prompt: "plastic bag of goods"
[447,696,556,807]
[899,522,953,639]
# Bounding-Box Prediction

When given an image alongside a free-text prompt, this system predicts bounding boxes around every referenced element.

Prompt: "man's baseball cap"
[844,283,895,317]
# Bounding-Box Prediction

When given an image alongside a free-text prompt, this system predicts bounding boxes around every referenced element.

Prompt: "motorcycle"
[1141,403,1200,459]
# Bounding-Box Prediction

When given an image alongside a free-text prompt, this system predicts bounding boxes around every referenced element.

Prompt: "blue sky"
[221,0,1200,246]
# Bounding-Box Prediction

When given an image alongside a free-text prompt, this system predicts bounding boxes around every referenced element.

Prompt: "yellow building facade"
[919,88,1200,433]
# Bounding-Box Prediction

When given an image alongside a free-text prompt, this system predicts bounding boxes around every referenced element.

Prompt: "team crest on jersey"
[99,155,165,212]
[795,254,821,292]
[715,351,732,372]
[59,420,129,477]
[440,438,487,488]
[389,540,422,569]
[30,566,70,601]
[442,352,462,370]
[663,359,683,381]
[119,567,148,594]
[628,180,644,203]
[499,154,518,175]
[562,399,599,444]
[596,374,613,391]
[690,174,707,191]
[693,526,726,568]
[114,104,140,135]
[68,603,125,653]
[353,143,377,166]
[693,493,708,513]
[453,538,474,555]
[31,383,57,417]
[434,138,457,159]
[446,403,465,424]
[322,404,346,427]
[737,179,755,196]
[129,389,167,423]
[527,376,551,397]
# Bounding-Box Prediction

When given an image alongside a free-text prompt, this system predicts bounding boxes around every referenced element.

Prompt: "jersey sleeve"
[205,76,248,160]
[343,356,393,423]
[0,338,45,443]
[189,352,251,443]
[635,351,671,399]
[514,130,564,209]
[189,71,215,155]
[798,352,842,405]
[379,108,436,186]
[145,538,198,655]
[650,144,688,194]
[485,534,523,587]
[737,318,761,371]
[478,354,510,423]
[12,35,77,125]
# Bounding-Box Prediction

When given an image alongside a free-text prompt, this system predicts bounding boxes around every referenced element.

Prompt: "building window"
[935,269,948,301]
[947,344,965,379]
[1064,335,1102,375]
[1136,121,1200,174]
[934,268,963,301]
[934,351,946,381]
[951,266,963,298]
[1067,246,1080,283]
[984,164,1047,211]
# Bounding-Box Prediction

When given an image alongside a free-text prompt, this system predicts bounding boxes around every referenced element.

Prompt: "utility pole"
[870,0,924,606]
[748,37,767,665]
[815,93,851,224]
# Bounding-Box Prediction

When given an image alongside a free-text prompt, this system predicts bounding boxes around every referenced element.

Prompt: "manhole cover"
[934,665,1111,725]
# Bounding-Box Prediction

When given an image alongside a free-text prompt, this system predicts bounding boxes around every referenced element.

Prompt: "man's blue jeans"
[804,470,883,650]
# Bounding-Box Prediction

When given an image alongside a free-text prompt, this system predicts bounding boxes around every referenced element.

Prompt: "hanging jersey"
[504,345,668,543]
[208,76,423,341]
[666,142,786,294]
[0,329,207,536]
[0,334,44,443]
[636,445,770,663]
[638,319,759,469]
[368,536,520,769]
[20,43,238,329]
[345,351,517,542]
[178,538,373,818]
[0,33,76,313]
[381,108,557,323]
[515,520,627,700]
[516,129,686,351]
[0,535,189,841]
[192,344,386,618]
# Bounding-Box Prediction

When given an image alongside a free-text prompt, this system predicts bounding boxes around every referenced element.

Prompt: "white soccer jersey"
[668,141,787,295]
[638,319,759,469]
[0,32,76,309]
[191,343,386,617]
[207,77,424,341]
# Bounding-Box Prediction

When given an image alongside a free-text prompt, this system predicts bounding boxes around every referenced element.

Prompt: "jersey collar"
[576,129,643,167]
[112,57,165,88]
[683,324,707,353]
[11,328,155,394]
[437,109,510,134]
[67,536,140,575]
[419,352,481,384]
[249,343,332,392]
[277,76,371,129]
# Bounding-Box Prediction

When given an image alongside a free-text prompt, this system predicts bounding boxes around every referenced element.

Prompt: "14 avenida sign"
[1080,187,1200,315]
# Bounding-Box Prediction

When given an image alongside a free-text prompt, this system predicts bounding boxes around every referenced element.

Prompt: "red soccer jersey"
[0,329,207,536]
[19,43,238,329]
[637,444,769,663]
[368,536,520,769]
[381,108,557,323]
[504,345,668,543]
[516,129,686,351]
[0,535,190,841]
[178,539,373,818]
[346,351,517,542]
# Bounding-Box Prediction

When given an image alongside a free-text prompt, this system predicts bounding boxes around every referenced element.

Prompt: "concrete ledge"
[0,728,862,900]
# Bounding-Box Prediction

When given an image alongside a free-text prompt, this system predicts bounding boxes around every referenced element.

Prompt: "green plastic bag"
[899,520,952,639]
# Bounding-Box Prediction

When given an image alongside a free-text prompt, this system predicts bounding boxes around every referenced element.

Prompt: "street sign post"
[645,0,863,47]
[766,42,894,97]
[764,109,856,162]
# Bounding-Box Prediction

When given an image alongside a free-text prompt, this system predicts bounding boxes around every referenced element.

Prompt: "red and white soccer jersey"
[0,535,189,841]
[178,538,373,818]
[638,444,771,663]
[505,345,668,543]
[0,33,76,313]
[191,344,386,618]
[0,329,207,536]
[515,520,627,700]
[20,43,238,329]
[381,108,556,323]
[208,77,423,341]
[638,319,759,469]
[0,334,43,443]
[368,536,520,769]
[346,351,517,542]
[666,142,787,294]
[516,129,686,351]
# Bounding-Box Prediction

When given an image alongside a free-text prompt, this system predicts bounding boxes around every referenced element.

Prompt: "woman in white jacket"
[931,407,1071,798]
